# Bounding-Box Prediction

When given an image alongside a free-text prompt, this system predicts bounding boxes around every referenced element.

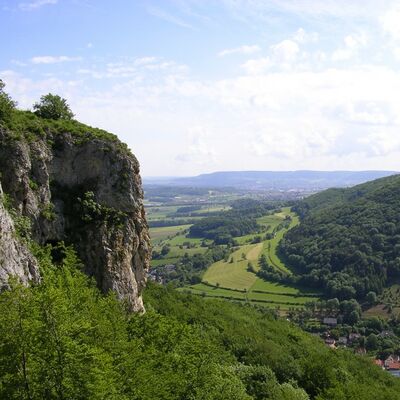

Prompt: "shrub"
[33,93,74,120]
[0,80,16,123]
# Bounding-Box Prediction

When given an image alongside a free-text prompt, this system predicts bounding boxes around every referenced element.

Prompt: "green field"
[203,243,263,290]
[149,224,191,243]
[183,207,319,311]
[148,204,319,311]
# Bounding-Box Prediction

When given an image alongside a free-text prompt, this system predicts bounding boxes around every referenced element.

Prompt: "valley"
[147,191,320,311]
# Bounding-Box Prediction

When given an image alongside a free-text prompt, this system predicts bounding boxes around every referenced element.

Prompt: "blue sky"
[1,0,400,176]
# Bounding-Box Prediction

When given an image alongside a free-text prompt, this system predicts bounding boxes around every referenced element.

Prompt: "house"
[164,264,176,272]
[386,362,400,371]
[384,355,400,368]
[323,317,337,326]
[378,330,394,338]
[325,338,336,348]
[348,333,361,343]
[374,359,384,369]
[338,336,348,345]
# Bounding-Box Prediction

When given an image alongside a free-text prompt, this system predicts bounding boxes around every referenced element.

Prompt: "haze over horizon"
[2,0,400,176]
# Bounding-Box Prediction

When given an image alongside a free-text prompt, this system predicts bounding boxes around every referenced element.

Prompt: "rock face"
[0,126,150,312]
[0,183,40,289]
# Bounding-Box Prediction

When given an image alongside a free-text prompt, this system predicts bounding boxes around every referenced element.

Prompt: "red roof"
[387,362,400,370]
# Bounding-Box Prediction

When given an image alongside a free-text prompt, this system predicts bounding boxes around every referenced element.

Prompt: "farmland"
[183,208,319,311]
[146,196,320,312]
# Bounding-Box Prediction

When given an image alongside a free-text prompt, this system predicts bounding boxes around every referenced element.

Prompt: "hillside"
[2,245,400,399]
[280,174,400,300]
[145,170,398,190]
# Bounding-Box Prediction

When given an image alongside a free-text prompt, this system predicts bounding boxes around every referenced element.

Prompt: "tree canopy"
[33,93,74,120]
[280,174,400,300]
[0,80,16,122]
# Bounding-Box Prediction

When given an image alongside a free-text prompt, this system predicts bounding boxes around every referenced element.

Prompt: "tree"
[0,79,16,122]
[366,291,377,305]
[366,334,379,351]
[161,245,170,256]
[347,310,360,325]
[33,93,74,120]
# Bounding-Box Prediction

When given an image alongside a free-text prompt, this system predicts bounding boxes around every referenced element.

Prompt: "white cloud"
[147,6,193,29]
[332,33,368,61]
[241,58,271,74]
[176,127,217,165]
[241,39,299,74]
[218,45,261,57]
[31,56,82,64]
[5,50,400,175]
[293,28,319,43]
[271,39,299,62]
[19,0,57,11]
[380,6,400,40]
[222,0,393,20]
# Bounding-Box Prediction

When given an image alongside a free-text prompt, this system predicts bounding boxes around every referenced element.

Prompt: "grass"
[149,224,192,243]
[363,284,400,319]
[151,206,320,311]
[202,243,263,290]
[261,208,299,274]
[185,207,319,311]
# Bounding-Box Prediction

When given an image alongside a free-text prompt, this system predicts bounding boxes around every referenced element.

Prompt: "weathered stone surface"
[0,183,40,289]
[0,128,150,312]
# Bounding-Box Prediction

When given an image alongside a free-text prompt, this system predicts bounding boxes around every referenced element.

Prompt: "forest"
[279,174,400,300]
[189,199,279,244]
[1,241,400,400]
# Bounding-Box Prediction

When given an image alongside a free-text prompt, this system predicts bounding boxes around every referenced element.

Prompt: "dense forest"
[280,174,400,300]
[189,199,279,244]
[1,240,400,399]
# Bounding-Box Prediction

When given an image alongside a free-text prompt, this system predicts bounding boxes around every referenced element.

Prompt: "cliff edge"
[0,112,150,311]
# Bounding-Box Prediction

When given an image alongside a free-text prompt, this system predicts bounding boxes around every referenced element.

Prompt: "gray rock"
[0,183,40,289]
[0,127,150,312]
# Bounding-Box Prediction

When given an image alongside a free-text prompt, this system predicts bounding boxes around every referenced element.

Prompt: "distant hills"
[144,170,399,190]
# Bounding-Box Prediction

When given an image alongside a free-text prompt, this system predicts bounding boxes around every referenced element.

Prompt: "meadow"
[180,207,319,311]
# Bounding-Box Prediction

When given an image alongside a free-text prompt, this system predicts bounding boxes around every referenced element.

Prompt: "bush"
[0,80,16,122]
[33,93,74,120]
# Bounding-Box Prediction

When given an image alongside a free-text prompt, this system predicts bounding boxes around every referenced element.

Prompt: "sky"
[1,0,400,176]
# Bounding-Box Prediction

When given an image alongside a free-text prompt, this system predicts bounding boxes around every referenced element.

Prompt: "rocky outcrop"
[0,183,39,289]
[0,125,150,312]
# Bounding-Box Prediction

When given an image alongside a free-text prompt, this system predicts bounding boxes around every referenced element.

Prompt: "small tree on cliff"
[0,79,17,122]
[33,93,74,120]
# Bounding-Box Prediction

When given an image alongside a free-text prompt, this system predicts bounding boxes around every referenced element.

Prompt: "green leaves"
[0,80,16,123]
[33,94,74,121]
[1,245,400,399]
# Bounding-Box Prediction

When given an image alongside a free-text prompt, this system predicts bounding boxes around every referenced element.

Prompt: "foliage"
[1,192,32,241]
[33,93,74,120]
[3,108,126,151]
[1,244,400,399]
[189,201,278,243]
[77,191,127,228]
[280,174,400,300]
[0,79,16,123]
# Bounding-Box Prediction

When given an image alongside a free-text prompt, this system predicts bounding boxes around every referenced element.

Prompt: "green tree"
[0,79,16,122]
[366,334,379,351]
[366,291,377,305]
[33,93,74,120]
[347,310,360,325]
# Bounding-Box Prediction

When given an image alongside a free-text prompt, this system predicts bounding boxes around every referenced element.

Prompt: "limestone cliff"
[0,183,40,289]
[0,118,150,311]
